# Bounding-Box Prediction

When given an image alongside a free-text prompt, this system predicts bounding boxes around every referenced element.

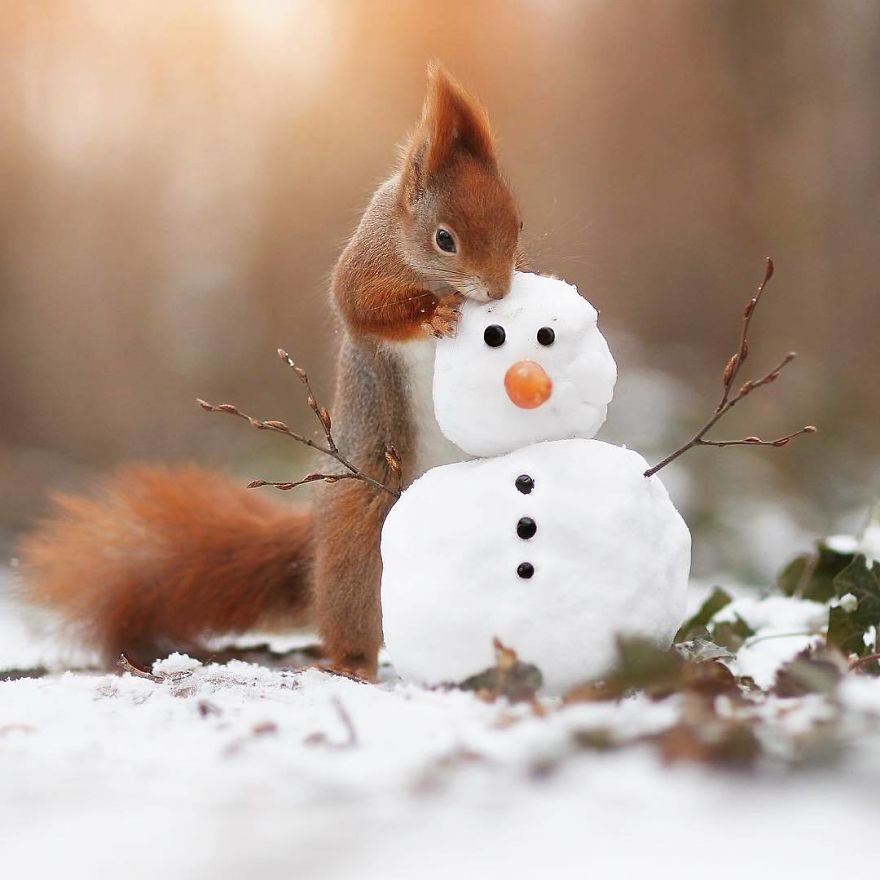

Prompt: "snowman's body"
[381,439,690,693]
[379,272,691,694]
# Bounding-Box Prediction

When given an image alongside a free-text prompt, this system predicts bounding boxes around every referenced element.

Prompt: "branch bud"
[722,354,739,386]
[319,407,332,433]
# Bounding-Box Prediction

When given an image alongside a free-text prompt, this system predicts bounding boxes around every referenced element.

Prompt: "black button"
[517,562,535,579]
[537,326,555,346]
[517,517,537,539]
[483,324,506,347]
[515,474,534,494]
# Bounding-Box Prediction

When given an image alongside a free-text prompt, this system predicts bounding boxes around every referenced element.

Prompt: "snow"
[3,569,880,879]
[711,595,827,688]
[825,534,861,555]
[433,272,617,457]
[1,250,877,876]
[827,506,880,567]
[381,439,690,693]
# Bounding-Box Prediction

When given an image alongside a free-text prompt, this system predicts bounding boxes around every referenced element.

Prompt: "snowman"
[380,272,691,695]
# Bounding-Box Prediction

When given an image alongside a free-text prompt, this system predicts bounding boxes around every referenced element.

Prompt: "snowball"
[433,272,617,457]
[152,653,202,675]
[380,439,691,694]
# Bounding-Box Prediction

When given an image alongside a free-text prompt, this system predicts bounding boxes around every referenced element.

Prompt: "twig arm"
[644,259,816,478]
[196,351,402,499]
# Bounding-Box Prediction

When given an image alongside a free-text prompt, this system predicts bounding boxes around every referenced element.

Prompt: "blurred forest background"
[1,0,878,579]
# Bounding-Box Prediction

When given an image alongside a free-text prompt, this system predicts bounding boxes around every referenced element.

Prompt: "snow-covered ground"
[2,567,880,880]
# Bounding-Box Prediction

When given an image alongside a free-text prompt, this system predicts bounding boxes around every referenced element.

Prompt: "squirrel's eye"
[483,324,506,347]
[537,327,555,346]
[435,228,456,254]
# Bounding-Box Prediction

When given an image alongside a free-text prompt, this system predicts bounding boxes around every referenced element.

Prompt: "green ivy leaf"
[778,542,855,602]
[612,637,684,695]
[565,638,684,702]
[827,606,864,656]
[833,555,880,605]
[825,555,880,657]
[711,614,755,652]
[675,587,733,643]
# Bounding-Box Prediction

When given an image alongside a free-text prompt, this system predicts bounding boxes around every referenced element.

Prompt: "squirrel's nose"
[504,361,553,409]
[485,271,514,301]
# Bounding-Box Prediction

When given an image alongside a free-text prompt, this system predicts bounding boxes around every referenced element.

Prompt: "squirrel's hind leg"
[312,480,395,680]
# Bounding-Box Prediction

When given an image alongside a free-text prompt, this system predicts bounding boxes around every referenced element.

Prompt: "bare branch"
[278,348,337,453]
[698,426,816,449]
[717,256,774,411]
[118,653,163,682]
[196,352,401,499]
[849,652,880,673]
[644,259,816,478]
[118,653,194,683]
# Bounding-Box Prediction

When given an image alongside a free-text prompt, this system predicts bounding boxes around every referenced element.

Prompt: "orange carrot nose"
[504,360,553,409]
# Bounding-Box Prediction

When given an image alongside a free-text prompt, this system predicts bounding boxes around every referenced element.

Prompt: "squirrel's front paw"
[421,293,464,339]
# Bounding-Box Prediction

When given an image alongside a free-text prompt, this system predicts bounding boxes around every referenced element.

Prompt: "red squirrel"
[17,62,525,677]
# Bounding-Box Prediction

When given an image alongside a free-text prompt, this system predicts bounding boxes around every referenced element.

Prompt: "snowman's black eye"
[537,327,555,346]
[435,228,456,253]
[515,474,534,494]
[517,517,537,540]
[483,324,506,347]
[517,562,535,579]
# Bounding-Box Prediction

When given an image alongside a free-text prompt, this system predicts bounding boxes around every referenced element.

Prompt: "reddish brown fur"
[334,64,521,340]
[17,63,522,677]
[313,481,396,677]
[317,63,523,675]
[405,60,498,189]
[18,465,313,666]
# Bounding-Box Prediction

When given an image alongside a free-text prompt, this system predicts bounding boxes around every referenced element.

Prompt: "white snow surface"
[4,570,880,879]
[433,272,617,456]
[381,439,690,693]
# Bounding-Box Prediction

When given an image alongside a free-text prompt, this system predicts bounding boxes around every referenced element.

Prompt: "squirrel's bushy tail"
[17,464,314,666]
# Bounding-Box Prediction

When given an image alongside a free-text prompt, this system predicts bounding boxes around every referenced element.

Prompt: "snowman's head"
[433,272,617,456]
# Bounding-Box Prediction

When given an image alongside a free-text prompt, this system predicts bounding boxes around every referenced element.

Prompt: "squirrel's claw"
[423,296,462,339]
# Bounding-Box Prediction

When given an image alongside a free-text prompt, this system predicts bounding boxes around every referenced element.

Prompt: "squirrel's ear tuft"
[402,62,497,198]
